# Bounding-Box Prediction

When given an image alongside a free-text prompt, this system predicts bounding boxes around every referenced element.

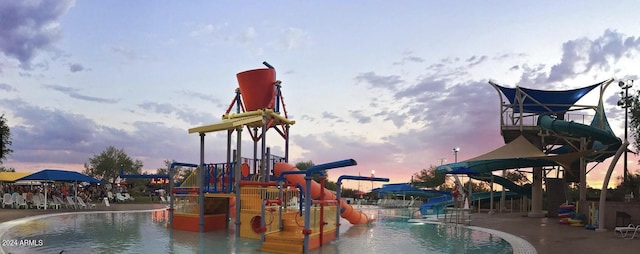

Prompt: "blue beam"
[306,159,357,175]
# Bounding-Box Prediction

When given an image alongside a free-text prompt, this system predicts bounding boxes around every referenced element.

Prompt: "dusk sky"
[1,1,640,191]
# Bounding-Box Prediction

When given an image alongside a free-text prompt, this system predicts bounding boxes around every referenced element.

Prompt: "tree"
[83,146,143,184]
[629,92,640,154]
[294,160,338,190]
[411,165,447,189]
[616,169,640,198]
[503,170,529,185]
[0,114,13,165]
[0,167,15,172]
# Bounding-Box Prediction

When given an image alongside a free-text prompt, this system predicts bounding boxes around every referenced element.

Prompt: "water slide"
[468,173,532,197]
[537,114,621,155]
[273,162,373,225]
[419,191,521,216]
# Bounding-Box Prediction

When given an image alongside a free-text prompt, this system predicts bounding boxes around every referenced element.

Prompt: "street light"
[371,170,375,191]
[618,80,634,185]
[453,147,460,163]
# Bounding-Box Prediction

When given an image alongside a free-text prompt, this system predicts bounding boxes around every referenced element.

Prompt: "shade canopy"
[17,169,100,183]
[0,172,32,182]
[494,81,602,113]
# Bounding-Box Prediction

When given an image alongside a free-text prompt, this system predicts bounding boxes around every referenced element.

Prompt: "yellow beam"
[188,115,264,134]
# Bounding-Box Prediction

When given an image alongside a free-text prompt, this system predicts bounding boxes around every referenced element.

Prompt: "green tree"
[294,160,339,190]
[411,165,446,189]
[616,169,640,198]
[0,167,15,172]
[503,170,529,185]
[0,114,13,164]
[83,146,143,184]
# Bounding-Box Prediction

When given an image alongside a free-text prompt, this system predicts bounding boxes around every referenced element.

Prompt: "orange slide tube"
[273,162,373,225]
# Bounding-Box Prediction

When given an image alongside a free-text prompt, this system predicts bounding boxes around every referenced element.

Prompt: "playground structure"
[140,62,390,253]
[435,78,627,231]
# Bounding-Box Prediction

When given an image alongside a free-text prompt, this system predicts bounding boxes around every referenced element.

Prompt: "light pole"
[453,147,460,163]
[371,170,375,191]
[618,80,633,186]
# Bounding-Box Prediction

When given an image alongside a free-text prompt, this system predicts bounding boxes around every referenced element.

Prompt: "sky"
[1,1,640,191]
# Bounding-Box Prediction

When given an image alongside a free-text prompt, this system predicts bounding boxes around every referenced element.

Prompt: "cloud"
[278,27,306,50]
[138,102,214,125]
[68,63,85,72]
[355,72,404,89]
[43,84,118,103]
[180,90,224,107]
[110,46,160,62]
[0,0,76,71]
[0,83,17,92]
[548,30,640,82]
[0,98,216,169]
[189,23,227,37]
[239,27,257,43]
[349,110,371,124]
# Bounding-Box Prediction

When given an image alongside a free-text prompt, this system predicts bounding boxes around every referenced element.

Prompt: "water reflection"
[2,208,512,254]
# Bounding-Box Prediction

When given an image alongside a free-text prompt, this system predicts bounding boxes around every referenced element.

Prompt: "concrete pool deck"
[470,212,638,254]
[0,205,636,253]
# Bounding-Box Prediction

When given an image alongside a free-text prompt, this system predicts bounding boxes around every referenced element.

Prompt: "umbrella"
[17,169,100,210]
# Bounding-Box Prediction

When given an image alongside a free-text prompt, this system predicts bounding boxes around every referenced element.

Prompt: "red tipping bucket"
[236,68,276,111]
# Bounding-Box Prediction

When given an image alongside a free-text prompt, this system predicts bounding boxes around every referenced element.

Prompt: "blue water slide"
[468,173,532,197]
[537,114,622,160]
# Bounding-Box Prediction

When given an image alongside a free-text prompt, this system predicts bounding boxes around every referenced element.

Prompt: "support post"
[597,141,628,232]
[579,137,587,215]
[199,133,206,232]
[235,127,243,237]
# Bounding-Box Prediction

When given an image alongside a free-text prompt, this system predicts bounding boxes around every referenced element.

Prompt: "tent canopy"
[437,136,589,174]
[17,169,100,183]
[495,81,602,113]
[0,172,32,182]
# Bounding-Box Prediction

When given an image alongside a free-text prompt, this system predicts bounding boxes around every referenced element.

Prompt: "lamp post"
[618,80,634,186]
[453,147,460,163]
[371,170,375,191]
[453,147,461,186]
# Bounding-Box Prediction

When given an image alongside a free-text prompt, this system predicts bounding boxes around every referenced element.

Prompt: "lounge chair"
[615,224,640,239]
[115,193,128,202]
[53,196,69,209]
[123,193,135,201]
[15,195,28,209]
[47,197,61,209]
[31,195,46,209]
[66,196,78,209]
[76,197,95,209]
[2,193,13,208]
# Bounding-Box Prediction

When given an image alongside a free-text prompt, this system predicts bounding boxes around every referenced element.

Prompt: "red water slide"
[273,162,373,225]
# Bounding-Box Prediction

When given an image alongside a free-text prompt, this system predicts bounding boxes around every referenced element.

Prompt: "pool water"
[1,208,513,254]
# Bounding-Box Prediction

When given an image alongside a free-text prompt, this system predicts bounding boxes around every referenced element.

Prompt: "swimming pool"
[0,208,531,254]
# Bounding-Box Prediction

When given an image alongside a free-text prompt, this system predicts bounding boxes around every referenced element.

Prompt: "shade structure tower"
[438,78,622,219]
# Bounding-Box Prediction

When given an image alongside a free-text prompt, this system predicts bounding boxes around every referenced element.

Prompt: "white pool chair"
[15,195,28,209]
[76,197,95,209]
[615,224,640,239]
[53,196,69,209]
[115,193,128,202]
[31,195,46,209]
[2,193,14,208]
[66,196,78,209]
